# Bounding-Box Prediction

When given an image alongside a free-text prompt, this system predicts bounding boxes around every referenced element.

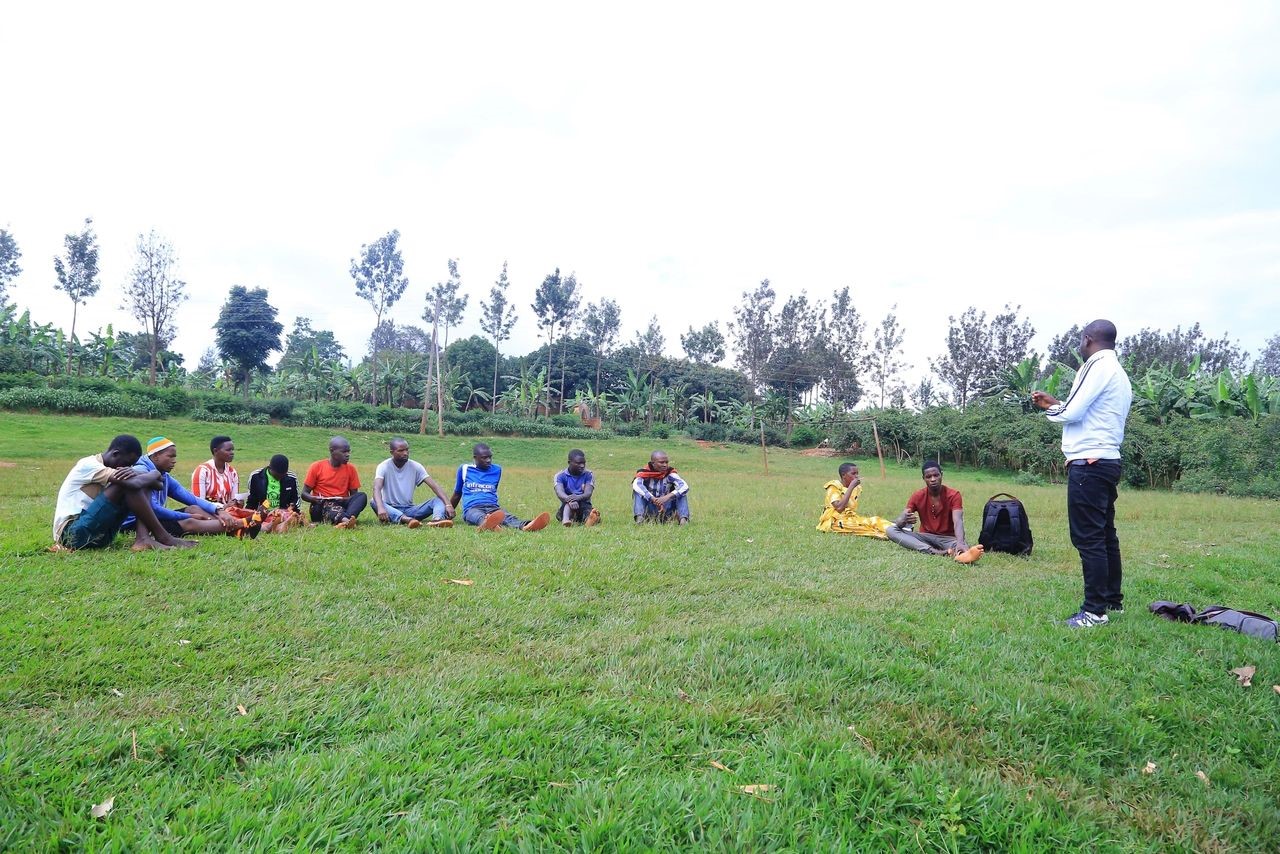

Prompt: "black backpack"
[978,493,1033,555]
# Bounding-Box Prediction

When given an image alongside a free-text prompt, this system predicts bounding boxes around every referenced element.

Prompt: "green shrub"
[789,424,820,448]
[685,422,728,442]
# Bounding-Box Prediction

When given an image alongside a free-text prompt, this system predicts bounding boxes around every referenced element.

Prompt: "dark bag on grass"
[977,493,1033,556]
[1148,601,1197,622]
[1192,605,1279,642]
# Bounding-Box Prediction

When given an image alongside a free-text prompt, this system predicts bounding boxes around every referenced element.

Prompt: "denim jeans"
[1067,458,1123,614]
[633,493,689,522]
[462,503,525,528]
[385,496,448,523]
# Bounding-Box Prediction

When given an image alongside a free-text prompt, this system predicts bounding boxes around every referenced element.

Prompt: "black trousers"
[1067,459,1123,614]
[309,492,368,524]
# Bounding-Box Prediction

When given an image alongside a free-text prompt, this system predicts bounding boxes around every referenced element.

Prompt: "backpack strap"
[987,492,1019,502]
[980,502,1001,543]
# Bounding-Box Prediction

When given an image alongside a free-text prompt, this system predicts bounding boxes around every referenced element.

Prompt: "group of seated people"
[817,459,986,563]
[51,434,697,551]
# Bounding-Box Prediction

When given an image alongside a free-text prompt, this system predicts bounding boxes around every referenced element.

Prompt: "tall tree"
[729,279,776,393]
[583,298,623,391]
[821,286,864,409]
[351,229,409,405]
[633,315,666,374]
[988,304,1037,374]
[1119,323,1245,376]
[1046,324,1084,369]
[932,306,992,410]
[1257,333,1280,377]
[53,218,100,375]
[764,293,824,411]
[479,260,518,403]
[121,229,186,386]
[0,228,21,308]
[281,316,346,369]
[863,306,907,408]
[214,286,283,398]
[910,377,937,410]
[680,321,725,366]
[530,267,580,411]
[423,258,468,354]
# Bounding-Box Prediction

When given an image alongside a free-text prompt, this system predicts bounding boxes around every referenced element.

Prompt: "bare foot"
[169,538,198,549]
[585,508,601,527]
[425,519,453,529]
[406,519,422,529]
[479,510,506,531]
[132,538,175,551]
[954,544,985,564]
[335,516,357,529]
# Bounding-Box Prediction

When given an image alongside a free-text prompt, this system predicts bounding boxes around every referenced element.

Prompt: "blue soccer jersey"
[455,462,502,512]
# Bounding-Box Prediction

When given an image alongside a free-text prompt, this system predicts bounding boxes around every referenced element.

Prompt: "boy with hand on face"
[553,449,600,527]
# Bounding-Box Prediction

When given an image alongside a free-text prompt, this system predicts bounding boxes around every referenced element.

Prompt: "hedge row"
[0,387,170,419]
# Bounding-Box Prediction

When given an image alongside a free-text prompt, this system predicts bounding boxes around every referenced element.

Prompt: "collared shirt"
[455,462,502,512]
[1045,348,1132,461]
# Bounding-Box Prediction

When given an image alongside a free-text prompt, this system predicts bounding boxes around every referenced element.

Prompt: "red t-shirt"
[906,486,962,536]
[304,460,362,499]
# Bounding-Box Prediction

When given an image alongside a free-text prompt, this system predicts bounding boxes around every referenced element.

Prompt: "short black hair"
[922,459,942,474]
[108,434,143,456]
[473,442,491,455]
[269,454,289,473]
[568,448,585,461]
[838,462,857,476]
[1083,319,1118,347]
[210,435,233,454]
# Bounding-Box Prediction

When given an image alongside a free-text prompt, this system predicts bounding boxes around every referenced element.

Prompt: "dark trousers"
[1067,459,1123,614]
[309,492,368,524]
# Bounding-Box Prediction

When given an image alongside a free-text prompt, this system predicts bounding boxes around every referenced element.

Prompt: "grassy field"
[1,413,1278,851]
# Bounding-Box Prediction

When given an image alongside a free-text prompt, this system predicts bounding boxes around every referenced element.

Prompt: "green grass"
[1,413,1278,851]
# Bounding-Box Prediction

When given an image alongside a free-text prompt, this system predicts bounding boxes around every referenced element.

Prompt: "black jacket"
[246,467,301,512]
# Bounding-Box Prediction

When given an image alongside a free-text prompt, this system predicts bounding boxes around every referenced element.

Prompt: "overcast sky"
[3,1,1278,389]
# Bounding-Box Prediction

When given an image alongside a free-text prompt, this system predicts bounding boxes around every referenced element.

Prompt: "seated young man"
[301,436,367,528]
[120,436,254,538]
[553,449,600,527]
[632,450,690,524]
[816,462,890,538]
[246,454,304,533]
[373,437,455,529]
[450,442,550,532]
[886,460,983,563]
[53,434,196,552]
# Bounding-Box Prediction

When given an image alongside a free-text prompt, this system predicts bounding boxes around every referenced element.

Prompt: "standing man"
[885,460,983,563]
[373,437,455,528]
[1033,319,1132,629]
[302,436,367,528]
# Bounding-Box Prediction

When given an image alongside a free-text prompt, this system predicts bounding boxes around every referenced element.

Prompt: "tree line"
[2,222,1279,428]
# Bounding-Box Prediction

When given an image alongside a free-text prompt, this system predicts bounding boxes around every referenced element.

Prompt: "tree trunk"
[492,342,501,409]
[149,325,159,386]
[66,301,78,376]
[244,367,251,400]
[546,326,556,415]
[432,305,445,437]
[371,310,381,407]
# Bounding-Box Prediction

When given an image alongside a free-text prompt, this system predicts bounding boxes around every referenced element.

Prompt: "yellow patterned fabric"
[816,480,890,538]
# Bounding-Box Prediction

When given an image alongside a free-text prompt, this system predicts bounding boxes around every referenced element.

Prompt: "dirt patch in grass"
[0,461,16,467]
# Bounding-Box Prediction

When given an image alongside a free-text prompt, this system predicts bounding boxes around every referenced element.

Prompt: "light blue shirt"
[1045,348,1132,461]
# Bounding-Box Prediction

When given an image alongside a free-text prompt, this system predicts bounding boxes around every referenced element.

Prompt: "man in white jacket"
[1033,319,1133,629]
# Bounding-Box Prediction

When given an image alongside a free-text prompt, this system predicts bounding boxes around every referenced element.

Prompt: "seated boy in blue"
[553,448,600,526]
[450,442,550,532]
[121,436,255,538]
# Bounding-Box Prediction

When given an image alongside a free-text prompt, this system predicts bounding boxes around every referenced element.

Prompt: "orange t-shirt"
[906,486,962,536]
[304,460,362,499]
